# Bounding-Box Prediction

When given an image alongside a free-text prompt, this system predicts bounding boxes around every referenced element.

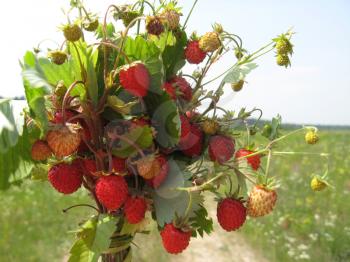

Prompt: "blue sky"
[1,0,349,125]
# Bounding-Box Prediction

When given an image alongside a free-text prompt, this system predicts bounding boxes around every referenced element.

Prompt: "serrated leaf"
[223,63,258,84]
[38,57,86,99]
[190,206,213,238]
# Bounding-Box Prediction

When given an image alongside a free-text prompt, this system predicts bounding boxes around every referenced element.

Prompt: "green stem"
[183,192,193,223]
[265,150,272,182]
[272,151,330,157]
[182,0,198,29]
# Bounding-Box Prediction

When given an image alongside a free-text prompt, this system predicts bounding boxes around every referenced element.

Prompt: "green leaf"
[0,123,34,190]
[161,30,187,79]
[189,206,214,238]
[68,239,98,262]
[69,41,99,106]
[144,92,180,148]
[150,31,177,52]
[124,36,160,62]
[269,114,282,140]
[21,51,52,135]
[223,63,258,84]
[90,215,117,253]
[0,100,25,153]
[107,122,153,158]
[153,159,202,226]
[68,215,117,262]
[38,58,85,98]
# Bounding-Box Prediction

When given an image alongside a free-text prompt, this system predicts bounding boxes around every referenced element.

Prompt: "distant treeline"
[0,95,25,100]
[1,96,349,130]
[247,119,350,131]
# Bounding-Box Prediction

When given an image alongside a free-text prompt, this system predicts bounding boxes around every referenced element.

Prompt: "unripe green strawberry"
[201,119,219,135]
[83,18,99,32]
[310,176,327,191]
[54,81,67,97]
[276,54,290,67]
[63,24,82,42]
[276,39,293,55]
[231,79,244,92]
[305,130,319,145]
[121,11,140,27]
[199,32,221,52]
[261,124,272,138]
[48,50,68,65]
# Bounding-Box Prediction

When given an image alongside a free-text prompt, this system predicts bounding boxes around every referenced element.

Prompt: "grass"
[241,130,350,262]
[0,130,349,261]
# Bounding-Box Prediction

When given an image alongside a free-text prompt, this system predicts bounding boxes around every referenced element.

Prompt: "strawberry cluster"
[23,0,301,260]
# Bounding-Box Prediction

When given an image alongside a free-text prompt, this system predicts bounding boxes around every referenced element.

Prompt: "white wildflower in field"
[309,233,318,241]
[323,232,334,242]
[287,249,296,257]
[297,244,309,251]
[344,227,350,236]
[298,251,311,260]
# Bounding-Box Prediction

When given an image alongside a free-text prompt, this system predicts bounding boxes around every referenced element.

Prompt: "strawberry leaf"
[152,159,202,226]
[189,205,213,238]
[0,108,34,190]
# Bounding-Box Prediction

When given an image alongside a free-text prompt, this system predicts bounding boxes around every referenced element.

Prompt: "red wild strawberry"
[208,135,235,164]
[112,157,127,173]
[119,63,150,97]
[82,159,97,175]
[160,223,191,254]
[170,76,193,101]
[185,40,207,64]
[95,175,128,211]
[48,162,83,194]
[235,148,261,171]
[77,124,92,152]
[146,155,169,188]
[179,115,191,143]
[162,82,177,100]
[180,124,203,157]
[217,198,246,231]
[31,140,52,161]
[52,110,77,124]
[124,196,147,224]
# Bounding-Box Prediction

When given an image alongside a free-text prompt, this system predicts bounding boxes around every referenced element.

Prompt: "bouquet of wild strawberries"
[17,0,330,261]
